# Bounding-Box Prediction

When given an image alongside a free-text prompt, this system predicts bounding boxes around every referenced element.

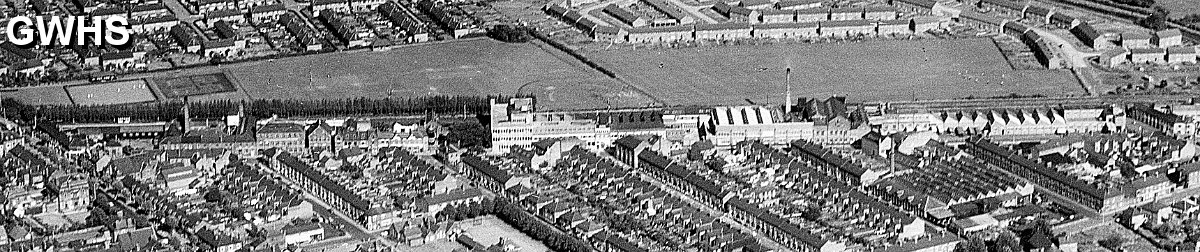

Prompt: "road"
[602,154,792,252]
[251,162,399,250]
[578,0,623,27]
[1031,27,1100,70]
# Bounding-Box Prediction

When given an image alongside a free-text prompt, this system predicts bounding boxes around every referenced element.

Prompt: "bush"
[488,25,530,43]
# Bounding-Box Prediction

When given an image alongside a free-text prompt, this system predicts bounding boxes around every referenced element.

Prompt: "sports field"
[227,38,642,110]
[1159,0,1200,19]
[457,216,550,252]
[587,38,1084,105]
[65,80,157,105]
[2,85,73,105]
[155,73,237,98]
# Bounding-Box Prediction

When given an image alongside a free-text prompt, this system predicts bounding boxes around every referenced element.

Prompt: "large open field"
[227,38,644,110]
[65,80,157,105]
[586,38,1085,105]
[2,85,74,105]
[1159,0,1200,19]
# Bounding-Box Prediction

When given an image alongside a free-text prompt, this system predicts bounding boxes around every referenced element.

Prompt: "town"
[3,0,1200,249]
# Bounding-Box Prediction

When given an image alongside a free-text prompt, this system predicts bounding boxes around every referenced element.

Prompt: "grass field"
[2,85,74,105]
[1159,0,1200,19]
[155,73,237,98]
[586,38,1085,105]
[227,38,641,110]
[65,80,157,105]
[457,216,550,252]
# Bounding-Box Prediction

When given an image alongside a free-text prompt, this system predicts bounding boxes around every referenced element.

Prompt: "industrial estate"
[3,0,1200,249]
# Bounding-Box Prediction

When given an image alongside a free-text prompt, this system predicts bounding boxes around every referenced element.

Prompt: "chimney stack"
[182,96,190,135]
[785,68,793,116]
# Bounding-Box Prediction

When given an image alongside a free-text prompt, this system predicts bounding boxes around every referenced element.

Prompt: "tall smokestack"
[784,67,792,116]
[182,96,190,135]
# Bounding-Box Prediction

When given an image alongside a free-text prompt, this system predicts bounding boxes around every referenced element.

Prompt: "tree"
[203,189,224,203]
[995,230,1022,252]
[487,25,530,43]
[1099,235,1126,251]
[1138,6,1171,30]
[954,237,988,252]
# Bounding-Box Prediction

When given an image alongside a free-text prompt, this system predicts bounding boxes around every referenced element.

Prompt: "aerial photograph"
[0,0,1199,249]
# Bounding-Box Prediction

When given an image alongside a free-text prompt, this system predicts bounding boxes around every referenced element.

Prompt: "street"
[250,162,400,250]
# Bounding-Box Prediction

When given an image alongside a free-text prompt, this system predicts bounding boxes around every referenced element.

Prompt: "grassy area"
[1158,0,1200,19]
[585,38,1084,105]
[456,215,551,252]
[2,85,73,105]
[64,80,158,106]
[154,73,237,98]
[227,38,634,110]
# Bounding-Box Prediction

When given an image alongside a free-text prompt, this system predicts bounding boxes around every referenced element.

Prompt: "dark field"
[155,73,237,98]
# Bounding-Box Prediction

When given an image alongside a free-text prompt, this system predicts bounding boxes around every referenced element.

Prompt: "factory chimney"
[182,96,190,135]
[784,67,793,116]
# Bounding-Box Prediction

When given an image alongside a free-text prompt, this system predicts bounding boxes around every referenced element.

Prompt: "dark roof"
[627,25,692,33]
[776,0,821,8]
[896,0,936,8]
[1050,12,1075,24]
[751,22,819,29]
[696,22,752,31]
[1158,29,1183,37]
[615,136,644,149]
[213,21,237,39]
[258,123,306,134]
[821,19,874,27]
[643,0,689,20]
[252,3,286,13]
[91,6,126,16]
[967,136,1105,198]
[1,42,38,60]
[980,0,1025,11]
[1070,22,1101,41]
[131,3,166,13]
[276,151,370,210]
[1129,48,1166,54]
[712,1,733,15]
[1168,47,1196,54]
[206,9,244,19]
[1024,6,1050,17]
[1003,21,1030,34]
[462,154,512,182]
[100,51,134,60]
[604,4,643,24]
[545,4,568,16]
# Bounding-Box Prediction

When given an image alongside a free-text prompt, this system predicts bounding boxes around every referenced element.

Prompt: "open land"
[2,85,74,105]
[1159,0,1200,19]
[64,80,158,106]
[3,38,650,110]
[457,215,551,252]
[585,38,1086,105]
[226,38,643,110]
[155,73,238,99]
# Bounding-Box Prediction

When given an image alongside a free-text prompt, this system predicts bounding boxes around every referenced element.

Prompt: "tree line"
[2,95,533,124]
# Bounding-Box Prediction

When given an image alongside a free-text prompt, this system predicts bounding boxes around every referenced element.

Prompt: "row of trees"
[2,95,532,124]
[1113,0,1155,8]
[1138,6,1172,30]
[493,199,593,252]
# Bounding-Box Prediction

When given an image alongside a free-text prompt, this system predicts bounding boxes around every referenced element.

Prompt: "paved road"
[578,0,623,27]
[251,162,400,250]
[1031,27,1100,70]
[598,152,792,252]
